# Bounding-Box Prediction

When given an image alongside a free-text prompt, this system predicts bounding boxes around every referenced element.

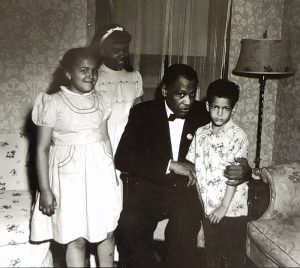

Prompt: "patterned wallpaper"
[1,0,297,166]
[0,0,95,133]
[228,0,284,167]
[273,0,300,163]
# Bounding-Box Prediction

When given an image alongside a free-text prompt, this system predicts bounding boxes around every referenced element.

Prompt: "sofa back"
[262,162,300,219]
[0,133,30,191]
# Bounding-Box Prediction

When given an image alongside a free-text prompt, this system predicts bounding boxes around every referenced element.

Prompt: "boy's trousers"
[202,216,248,268]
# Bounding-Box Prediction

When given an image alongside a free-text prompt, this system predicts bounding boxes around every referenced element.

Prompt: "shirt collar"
[164,100,173,117]
[60,86,93,96]
[208,118,235,135]
[164,101,185,121]
[100,63,124,73]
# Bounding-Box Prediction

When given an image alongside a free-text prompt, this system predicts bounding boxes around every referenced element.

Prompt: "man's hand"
[224,157,252,186]
[169,161,196,187]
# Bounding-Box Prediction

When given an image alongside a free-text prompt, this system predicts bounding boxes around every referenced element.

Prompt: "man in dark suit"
[115,64,251,267]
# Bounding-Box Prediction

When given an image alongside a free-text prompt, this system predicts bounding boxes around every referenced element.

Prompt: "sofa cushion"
[0,241,52,267]
[264,163,300,219]
[0,134,29,191]
[248,218,300,267]
[0,191,33,246]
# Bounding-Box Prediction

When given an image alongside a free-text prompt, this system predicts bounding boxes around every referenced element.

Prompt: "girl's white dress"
[30,86,121,244]
[95,64,143,155]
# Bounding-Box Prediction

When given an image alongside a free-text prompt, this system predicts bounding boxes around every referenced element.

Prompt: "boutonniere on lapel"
[186,133,193,140]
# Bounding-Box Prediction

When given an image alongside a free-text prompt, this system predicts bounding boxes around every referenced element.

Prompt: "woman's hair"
[206,79,240,107]
[89,24,133,72]
[47,47,97,93]
[90,23,132,49]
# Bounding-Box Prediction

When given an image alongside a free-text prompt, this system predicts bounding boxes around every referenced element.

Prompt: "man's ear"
[161,85,167,97]
[206,101,210,112]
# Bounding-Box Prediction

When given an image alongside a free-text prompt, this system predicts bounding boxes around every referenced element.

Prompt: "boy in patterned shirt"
[186,79,249,268]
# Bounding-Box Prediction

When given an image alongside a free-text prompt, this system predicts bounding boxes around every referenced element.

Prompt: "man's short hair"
[161,64,198,88]
[206,79,240,107]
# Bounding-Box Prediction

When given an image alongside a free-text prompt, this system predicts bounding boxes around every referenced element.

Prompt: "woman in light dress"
[90,24,143,156]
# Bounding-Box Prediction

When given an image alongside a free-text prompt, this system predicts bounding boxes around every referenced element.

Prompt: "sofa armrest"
[259,161,300,220]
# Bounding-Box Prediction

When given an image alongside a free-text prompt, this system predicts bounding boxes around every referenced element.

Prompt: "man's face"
[162,75,197,117]
[101,42,129,71]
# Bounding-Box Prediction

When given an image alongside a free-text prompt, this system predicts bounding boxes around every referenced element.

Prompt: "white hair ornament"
[99,26,124,45]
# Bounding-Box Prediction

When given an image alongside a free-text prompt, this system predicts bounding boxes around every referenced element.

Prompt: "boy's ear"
[206,101,210,112]
[161,85,167,97]
[231,106,236,116]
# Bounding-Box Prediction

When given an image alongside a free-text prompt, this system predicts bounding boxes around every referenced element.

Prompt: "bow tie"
[168,114,184,121]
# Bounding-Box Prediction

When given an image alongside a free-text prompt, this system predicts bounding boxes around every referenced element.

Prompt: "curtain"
[96,0,232,101]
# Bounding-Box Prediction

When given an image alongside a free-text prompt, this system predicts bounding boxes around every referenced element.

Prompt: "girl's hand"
[39,190,57,216]
[208,205,227,224]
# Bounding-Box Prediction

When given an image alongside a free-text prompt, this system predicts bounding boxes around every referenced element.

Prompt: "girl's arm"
[101,121,119,185]
[36,126,56,216]
[209,185,236,224]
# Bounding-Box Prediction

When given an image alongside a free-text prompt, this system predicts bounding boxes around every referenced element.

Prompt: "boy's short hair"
[206,79,240,107]
[162,64,198,88]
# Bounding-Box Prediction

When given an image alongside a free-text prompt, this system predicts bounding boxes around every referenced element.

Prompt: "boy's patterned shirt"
[186,119,249,217]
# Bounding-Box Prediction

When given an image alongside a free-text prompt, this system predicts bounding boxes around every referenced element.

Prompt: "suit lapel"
[178,112,195,161]
[156,100,174,160]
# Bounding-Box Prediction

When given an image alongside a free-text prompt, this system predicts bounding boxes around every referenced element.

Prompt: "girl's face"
[66,56,98,95]
[101,42,129,71]
[206,96,233,129]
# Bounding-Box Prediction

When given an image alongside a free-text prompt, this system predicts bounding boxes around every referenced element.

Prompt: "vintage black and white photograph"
[0,0,299,267]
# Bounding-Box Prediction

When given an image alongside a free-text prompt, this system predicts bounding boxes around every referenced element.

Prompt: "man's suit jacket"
[114,99,210,188]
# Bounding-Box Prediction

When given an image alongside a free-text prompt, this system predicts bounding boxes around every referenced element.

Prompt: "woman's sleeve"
[96,92,112,120]
[135,71,143,98]
[32,93,57,127]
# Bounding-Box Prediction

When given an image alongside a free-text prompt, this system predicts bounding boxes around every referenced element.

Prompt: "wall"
[0,0,95,134]
[228,0,284,167]
[273,0,300,163]
[1,0,298,165]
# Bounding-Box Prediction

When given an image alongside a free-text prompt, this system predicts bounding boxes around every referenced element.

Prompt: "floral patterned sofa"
[0,133,53,267]
[246,161,300,267]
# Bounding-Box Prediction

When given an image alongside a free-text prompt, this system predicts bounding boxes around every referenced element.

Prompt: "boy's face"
[66,56,98,95]
[206,96,233,128]
[101,42,129,71]
[162,75,197,117]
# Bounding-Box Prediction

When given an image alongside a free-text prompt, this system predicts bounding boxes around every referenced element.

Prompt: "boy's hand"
[208,205,227,224]
[39,190,57,216]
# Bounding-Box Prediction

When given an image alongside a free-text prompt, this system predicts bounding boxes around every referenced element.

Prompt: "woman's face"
[66,56,98,95]
[101,42,129,71]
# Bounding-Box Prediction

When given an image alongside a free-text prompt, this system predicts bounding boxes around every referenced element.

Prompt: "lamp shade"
[233,39,294,76]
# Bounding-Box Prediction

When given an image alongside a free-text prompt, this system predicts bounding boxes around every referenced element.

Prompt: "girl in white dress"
[90,24,143,155]
[30,47,121,267]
